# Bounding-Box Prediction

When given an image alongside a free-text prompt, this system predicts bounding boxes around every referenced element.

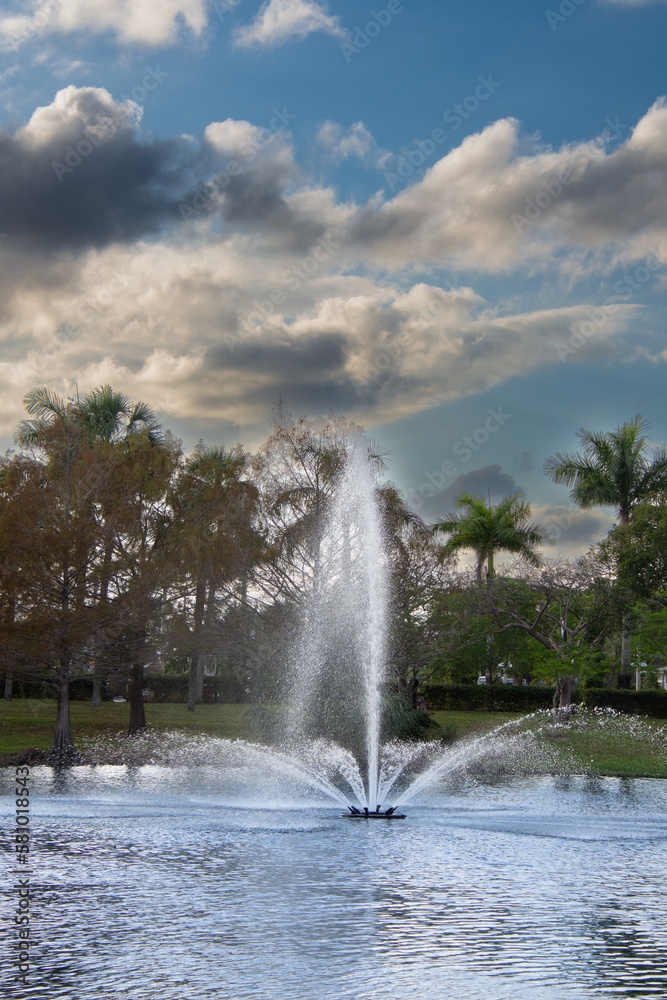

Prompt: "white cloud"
[0,229,641,443]
[316,120,390,167]
[19,84,140,147]
[233,0,344,49]
[1,96,665,451]
[0,0,208,50]
[350,100,667,274]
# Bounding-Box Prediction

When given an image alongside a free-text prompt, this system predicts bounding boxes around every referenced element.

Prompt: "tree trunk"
[49,660,76,762]
[195,655,205,704]
[553,675,575,722]
[485,635,494,684]
[188,575,207,712]
[619,615,632,689]
[91,677,102,707]
[4,600,16,700]
[188,650,200,712]
[128,630,147,734]
[93,538,113,706]
[128,663,146,734]
[196,581,217,705]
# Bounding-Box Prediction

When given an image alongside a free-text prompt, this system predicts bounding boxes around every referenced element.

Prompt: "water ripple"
[2,772,667,1000]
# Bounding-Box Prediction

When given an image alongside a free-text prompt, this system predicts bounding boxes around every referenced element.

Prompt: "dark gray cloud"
[439,464,521,510]
[206,331,347,376]
[407,463,523,522]
[1,88,189,251]
[1,86,320,254]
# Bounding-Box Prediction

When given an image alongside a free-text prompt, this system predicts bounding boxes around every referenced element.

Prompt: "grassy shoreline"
[1,700,667,778]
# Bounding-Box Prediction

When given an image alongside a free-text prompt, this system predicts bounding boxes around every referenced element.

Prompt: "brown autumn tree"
[8,406,108,759]
[96,428,181,734]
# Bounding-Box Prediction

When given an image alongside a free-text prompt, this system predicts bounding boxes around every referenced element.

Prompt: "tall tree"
[432,491,549,585]
[11,408,106,759]
[18,385,162,706]
[98,426,180,734]
[251,404,376,605]
[171,444,259,712]
[544,415,667,686]
[432,492,548,683]
[472,556,615,710]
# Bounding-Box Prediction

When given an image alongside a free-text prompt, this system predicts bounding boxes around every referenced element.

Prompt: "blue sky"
[1,0,666,556]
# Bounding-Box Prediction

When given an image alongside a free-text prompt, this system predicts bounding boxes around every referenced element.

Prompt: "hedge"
[423,683,667,717]
[1,672,249,703]
[581,688,667,718]
[423,683,557,712]
[142,673,249,704]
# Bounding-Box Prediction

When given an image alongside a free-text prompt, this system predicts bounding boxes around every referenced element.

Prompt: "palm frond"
[22,386,66,420]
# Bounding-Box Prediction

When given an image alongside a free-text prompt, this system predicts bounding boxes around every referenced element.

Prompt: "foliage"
[580,688,667,718]
[5,391,667,758]
[607,499,667,602]
[141,672,250,704]
[530,644,611,691]
[424,683,556,712]
[544,415,667,523]
[545,416,667,687]
[432,491,549,582]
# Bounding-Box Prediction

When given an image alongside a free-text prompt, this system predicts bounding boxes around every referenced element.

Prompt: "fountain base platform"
[341,807,407,820]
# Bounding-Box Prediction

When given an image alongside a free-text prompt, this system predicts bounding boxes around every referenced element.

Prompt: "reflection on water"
[2,770,667,1000]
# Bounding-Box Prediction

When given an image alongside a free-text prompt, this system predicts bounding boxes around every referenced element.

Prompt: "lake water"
[2,767,667,1000]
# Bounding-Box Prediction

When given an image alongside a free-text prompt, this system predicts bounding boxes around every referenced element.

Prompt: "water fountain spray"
[284,441,405,817]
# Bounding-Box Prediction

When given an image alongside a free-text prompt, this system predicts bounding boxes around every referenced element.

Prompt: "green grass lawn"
[429,708,667,778]
[428,710,524,742]
[0,700,258,756]
[2,700,667,777]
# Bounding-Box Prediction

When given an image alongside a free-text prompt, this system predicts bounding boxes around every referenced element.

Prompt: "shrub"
[423,683,556,712]
[580,688,667,718]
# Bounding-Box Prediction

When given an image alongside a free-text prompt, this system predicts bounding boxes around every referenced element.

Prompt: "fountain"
[280,441,403,818]
[255,442,566,816]
[78,441,578,811]
[6,442,667,1000]
[71,441,595,811]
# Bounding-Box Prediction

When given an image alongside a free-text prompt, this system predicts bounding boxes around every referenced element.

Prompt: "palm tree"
[432,491,549,584]
[17,384,160,446]
[432,491,548,684]
[544,414,667,686]
[78,385,161,444]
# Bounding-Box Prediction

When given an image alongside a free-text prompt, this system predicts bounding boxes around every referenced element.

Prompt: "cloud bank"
[0,87,665,446]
